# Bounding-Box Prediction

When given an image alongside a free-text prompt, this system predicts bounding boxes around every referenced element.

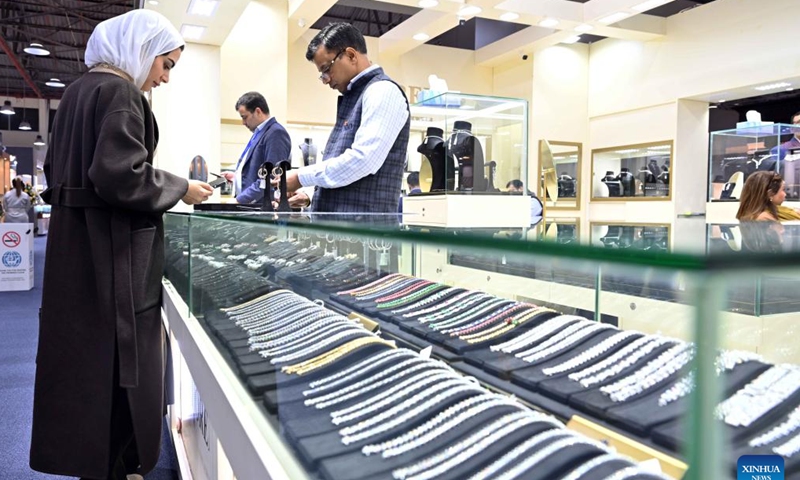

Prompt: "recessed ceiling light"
[418,0,438,7]
[180,24,206,41]
[499,12,519,22]
[753,82,791,91]
[45,78,65,88]
[458,5,482,16]
[574,24,594,33]
[24,43,49,56]
[598,12,630,25]
[148,0,159,4]
[413,33,430,41]
[561,36,581,44]
[787,88,795,92]
[632,0,673,12]
[187,0,219,17]
[538,18,559,28]
[719,99,726,103]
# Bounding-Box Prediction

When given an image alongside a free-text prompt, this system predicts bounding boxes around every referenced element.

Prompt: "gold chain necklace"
[89,63,134,83]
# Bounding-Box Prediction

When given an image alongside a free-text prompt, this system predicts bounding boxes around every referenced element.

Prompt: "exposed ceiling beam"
[0,34,42,98]
[475,25,560,67]
[378,7,456,59]
[288,0,339,43]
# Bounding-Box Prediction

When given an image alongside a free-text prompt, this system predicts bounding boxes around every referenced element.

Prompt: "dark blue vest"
[312,67,410,213]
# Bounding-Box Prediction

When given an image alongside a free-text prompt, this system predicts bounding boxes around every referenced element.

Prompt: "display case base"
[402,193,531,228]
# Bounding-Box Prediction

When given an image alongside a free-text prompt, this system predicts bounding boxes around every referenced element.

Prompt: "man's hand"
[221,172,236,182]
[271,170,303,195]
[182,180,213,205]
[288,191,311,208]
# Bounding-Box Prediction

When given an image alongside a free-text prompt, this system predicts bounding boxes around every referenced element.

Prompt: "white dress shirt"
[235,117,270,195]
[297,65,409,189]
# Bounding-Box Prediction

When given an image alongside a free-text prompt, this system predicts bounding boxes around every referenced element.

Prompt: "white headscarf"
[85,9,184,91]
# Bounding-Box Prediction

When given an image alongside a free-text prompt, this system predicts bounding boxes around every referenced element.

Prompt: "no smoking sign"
[2,231,21,248]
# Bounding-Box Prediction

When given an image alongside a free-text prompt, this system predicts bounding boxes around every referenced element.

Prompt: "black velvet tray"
[507,330,642,388]
[532,342,679,404]
[292,390,483,467]
[313,405,523,480]
[472,326,622,381]
[605,360,771,436]
[652,387,800,453]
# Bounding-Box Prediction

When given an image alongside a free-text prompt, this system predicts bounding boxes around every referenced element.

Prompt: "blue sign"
[2,251,22,268]
[738,455,784,480]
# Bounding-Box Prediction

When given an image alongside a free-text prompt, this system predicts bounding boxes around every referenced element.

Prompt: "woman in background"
[2,177,31,223]
[736,171,800,221]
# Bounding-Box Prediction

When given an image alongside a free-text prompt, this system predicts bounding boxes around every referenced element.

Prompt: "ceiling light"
[298,18,306,27]
[458,5,482,16]
[753,82,791,91]
[719,99,726,103]
[45,78,65,88]
[499,12,519,22]
[413,33,430,41]
[148,0,159,4]
[23,43,49,56]
[34,135,45,146]
[598,12,630,24]
[0,101,14,115]
[788,88,795,92]
[19,120,31,131]
[632,0,673,12]
[561,36,581,44]
[418,0,438,7]
[538,18,559,28]
[574,24,594,32]
[187,0,219,16]
[180,24,206,41]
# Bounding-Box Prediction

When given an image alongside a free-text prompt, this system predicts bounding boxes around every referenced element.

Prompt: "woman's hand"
[182,180,213,205]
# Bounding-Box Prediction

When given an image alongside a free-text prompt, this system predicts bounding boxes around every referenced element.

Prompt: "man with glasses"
[222,91,291,204]
[281,22,410,213]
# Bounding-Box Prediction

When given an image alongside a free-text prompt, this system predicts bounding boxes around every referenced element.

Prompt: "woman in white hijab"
[31,9,212,480]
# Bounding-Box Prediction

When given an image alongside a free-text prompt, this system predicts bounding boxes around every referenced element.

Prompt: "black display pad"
[375,288,469,325]
[652,387,800,453]
[293,390,484,467]
[605,360,771,436]
[314,405,522,480]
[533,342,679,404]
[508,330,642,388]
[494,443,607,480]
[474,325,621,381]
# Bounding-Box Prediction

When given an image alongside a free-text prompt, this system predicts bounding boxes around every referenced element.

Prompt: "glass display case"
[540,140,582,211]
[709,123,800,201]
[163,212,800,480]
[592,141,673,200]
[404,92,531,228]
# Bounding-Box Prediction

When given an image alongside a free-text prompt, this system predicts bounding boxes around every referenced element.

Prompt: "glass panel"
[709,123,800,201]
[163,211,800,480]
[592,141,673,200]
[411,92,528,194]
[164,212,192,317]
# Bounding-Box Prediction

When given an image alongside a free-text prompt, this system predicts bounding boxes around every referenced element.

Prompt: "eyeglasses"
[318,50,345,82]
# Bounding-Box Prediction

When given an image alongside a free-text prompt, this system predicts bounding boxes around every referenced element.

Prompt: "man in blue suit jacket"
[223,92,291,203]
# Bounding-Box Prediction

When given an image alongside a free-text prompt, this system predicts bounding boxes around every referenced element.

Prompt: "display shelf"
[591,141,673,201]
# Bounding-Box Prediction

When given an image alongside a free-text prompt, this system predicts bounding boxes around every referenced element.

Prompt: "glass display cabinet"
[709,123,800,201]
[591,141,673,200]
[162,212,800,480]
[540,140,582,211]
[404,92,531,228]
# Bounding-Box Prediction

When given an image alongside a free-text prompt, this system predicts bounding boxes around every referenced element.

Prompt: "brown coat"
[30,72,188,478]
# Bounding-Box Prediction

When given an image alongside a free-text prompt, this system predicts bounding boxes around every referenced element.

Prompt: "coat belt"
[43,184,139,388]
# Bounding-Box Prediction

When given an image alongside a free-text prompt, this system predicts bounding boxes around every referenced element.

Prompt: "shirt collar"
[255,116,272,133]
[347,64,380,92]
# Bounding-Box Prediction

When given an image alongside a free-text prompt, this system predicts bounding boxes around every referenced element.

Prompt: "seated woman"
[736,171,800,221]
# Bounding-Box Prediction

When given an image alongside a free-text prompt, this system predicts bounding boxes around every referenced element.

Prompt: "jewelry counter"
[162,212,800,480]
